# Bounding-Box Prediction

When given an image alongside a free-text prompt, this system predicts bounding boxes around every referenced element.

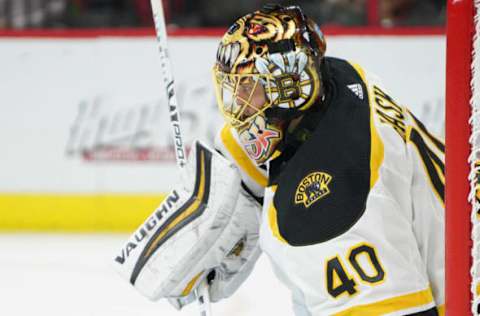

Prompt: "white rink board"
[0,35,445,194]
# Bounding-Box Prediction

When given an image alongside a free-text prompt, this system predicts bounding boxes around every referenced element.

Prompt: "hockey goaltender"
[114,4,444,316]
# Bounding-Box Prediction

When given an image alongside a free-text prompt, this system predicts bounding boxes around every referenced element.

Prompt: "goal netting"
[447,0,478,315]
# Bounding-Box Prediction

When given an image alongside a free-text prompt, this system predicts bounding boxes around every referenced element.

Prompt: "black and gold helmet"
[212,4,327,128]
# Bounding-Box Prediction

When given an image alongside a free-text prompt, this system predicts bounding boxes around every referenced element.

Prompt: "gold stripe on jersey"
[220,124,268,188]
[348,61,384,189]
[368,86,384,189]
[332,287,434,316]
[349,62,367,83]
[437,304,445,316]
[268,186,288,244]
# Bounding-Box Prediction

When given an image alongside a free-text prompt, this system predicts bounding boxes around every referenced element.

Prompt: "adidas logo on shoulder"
[347,83,364,100]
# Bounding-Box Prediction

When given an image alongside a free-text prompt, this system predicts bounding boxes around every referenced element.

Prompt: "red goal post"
[446,0,475,315]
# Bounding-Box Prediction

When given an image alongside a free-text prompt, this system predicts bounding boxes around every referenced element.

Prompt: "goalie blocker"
[113,141,261,306]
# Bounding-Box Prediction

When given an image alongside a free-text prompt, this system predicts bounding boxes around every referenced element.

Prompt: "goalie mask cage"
[447,0,479,315]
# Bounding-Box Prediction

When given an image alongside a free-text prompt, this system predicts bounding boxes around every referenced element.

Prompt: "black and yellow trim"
[407,127,445,206]
[267,186,288,244]
[408,110,445,154]
[130,143,212,285]
[369,105,385,189]
[437,304,445,316]
[348,61,384,189]
[332,288,435,316]
[348,62,366,83]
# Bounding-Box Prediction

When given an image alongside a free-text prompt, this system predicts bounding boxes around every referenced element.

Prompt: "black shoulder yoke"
[269,57,372,246]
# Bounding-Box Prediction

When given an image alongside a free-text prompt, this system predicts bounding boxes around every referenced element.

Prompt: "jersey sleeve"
[214,123,268,199]
[362,61,445,312]
[351,61,445,313]
[406,110,445,312]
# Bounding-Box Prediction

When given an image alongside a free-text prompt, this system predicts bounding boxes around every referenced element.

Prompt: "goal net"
[446,0,478,315]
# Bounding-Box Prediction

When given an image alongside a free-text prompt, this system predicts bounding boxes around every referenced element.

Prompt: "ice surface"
[0,234,292,316]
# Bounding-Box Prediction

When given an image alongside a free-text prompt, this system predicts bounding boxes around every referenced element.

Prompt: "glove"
[168,188,262,309]
[207,188,262,303]
[113,140,261,304]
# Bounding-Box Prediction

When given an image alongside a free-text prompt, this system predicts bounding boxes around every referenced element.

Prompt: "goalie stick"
[149,0,213,315]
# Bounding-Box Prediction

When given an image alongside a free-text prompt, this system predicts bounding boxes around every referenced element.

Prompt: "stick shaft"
[149,1,212,315]
[150,0,187,169]
[195,278,213,316]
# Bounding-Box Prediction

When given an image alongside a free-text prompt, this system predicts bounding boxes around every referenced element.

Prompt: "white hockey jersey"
[215,57,445,316]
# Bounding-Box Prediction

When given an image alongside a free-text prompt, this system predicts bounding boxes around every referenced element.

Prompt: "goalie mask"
[212,4,326,165]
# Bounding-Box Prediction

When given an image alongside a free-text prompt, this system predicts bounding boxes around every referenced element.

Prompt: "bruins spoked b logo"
[295,172,333,208]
